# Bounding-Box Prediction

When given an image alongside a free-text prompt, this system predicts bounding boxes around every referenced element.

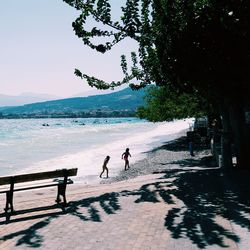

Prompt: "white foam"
[15,119,193,184]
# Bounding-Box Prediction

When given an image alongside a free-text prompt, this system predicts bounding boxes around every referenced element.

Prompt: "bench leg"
[5,191,14,213]
[56,183,67,206]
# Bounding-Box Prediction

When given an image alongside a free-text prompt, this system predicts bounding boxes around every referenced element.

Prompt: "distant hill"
[0,88,146,117]
[0,93,61,107]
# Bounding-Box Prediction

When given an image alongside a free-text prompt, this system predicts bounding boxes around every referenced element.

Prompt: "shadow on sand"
[151,136,210,153]
[0,137,249,249]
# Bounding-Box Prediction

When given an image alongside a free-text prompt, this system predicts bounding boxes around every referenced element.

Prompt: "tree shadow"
[166,155,218,169]
[0,192,121,248]
[1,214,59,248]
[1,155,249,249]
[124,161,250,248]
[151,136,210,153]
[65,192,121,222]
[0,204,65,248]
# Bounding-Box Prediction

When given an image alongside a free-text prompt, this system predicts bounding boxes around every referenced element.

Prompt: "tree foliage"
[63,0,177,91]
[64,0,153,89]
[152,0,250,101]
[136,86,207,121]
[63,0,250,99]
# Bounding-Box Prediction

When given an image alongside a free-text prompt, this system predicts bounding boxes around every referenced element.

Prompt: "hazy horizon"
[0,85,129,107]
[0,85,126,99]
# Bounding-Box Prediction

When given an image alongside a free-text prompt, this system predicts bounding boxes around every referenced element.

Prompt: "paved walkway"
[0,170,249,250]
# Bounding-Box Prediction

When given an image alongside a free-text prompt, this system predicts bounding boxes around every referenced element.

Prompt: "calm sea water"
[0,117,193,184]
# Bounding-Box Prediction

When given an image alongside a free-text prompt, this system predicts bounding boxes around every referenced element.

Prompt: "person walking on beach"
[100,156,110,178]
[122,148,131,171]
[187,131,195,156]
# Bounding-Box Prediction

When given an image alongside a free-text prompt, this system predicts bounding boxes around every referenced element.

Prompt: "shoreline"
[99,132,212,185]
[1,118,193,179]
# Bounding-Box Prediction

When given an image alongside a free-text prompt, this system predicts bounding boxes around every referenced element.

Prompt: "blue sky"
[0,0,137,97]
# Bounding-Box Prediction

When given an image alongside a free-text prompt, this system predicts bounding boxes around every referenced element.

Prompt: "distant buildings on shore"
[0,110,137,119]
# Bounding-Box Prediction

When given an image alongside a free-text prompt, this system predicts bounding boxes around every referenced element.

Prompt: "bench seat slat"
[0,168,77,185]
[0,179,74,194]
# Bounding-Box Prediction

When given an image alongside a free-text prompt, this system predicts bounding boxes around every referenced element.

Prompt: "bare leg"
[100,170,104,178]
[125,160,129,170]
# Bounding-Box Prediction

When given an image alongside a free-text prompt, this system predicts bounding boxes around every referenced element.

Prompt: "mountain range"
[0,88,146,117]
[0,93,61,107]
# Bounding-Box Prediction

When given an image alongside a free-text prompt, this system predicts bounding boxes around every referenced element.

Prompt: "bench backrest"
[0,168,78,186]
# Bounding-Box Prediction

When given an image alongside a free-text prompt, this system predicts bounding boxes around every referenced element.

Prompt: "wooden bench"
[0,168,78,213]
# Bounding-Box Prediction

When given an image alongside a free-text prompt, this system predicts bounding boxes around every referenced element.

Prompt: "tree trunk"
[229,102,250,169]
[220,101,233,169]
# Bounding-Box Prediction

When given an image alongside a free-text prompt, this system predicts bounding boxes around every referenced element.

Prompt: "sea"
[0,117,194,184]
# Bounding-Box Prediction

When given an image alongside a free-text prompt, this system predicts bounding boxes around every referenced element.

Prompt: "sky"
[0,0,137,97]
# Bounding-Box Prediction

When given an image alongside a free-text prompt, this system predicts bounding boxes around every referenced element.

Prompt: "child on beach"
[100,156,110,178]
[122,148,131,171]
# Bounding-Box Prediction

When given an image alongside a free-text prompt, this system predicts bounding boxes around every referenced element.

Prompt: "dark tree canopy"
[63,0,250,99]
[153,0,250,100]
